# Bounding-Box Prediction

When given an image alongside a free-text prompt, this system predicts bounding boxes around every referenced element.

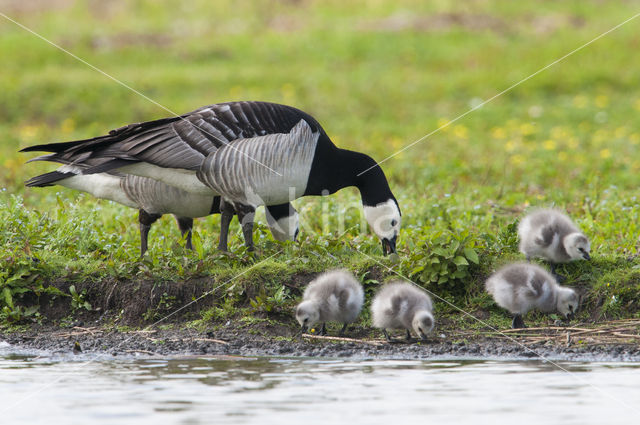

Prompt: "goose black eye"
[391,219,397,227]
[578,248,585,253]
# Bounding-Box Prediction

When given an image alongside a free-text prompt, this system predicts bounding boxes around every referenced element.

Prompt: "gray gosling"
[485,262,579,329]
[295,270,364,336]
[371,281,434,342]
[518,208,591,279]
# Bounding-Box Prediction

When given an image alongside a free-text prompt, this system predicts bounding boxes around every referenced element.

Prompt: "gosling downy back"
[295,270,364,332]
[518,208,590,263]
[371,281,434,339]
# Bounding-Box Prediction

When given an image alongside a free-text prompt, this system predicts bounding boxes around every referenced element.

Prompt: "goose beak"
[583,252,591,260]
[381,235,397,256]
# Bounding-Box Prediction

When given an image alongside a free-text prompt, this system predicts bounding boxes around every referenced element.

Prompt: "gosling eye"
[391,219,398,227]
[303,318,308,324]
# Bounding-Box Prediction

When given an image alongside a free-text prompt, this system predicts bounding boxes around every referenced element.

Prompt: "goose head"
[556,287,579,320]
[564,232,591,261]
[295,301,320,332]
[363,199,402,255]
[266,208,300,242]
[412,310,435,341]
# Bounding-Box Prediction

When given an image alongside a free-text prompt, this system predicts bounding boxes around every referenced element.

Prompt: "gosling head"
[556,287,579,320]
[412,311,435,341]
[564,232,591,261]
[363,199,402,256]
[295,301,320,332]
[266,206,300,242]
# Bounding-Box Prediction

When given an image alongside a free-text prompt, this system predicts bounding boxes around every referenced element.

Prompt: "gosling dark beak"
[566,312,575,321]
[381,235,397,256]
[419,332,428,341]
[294,229,300,242]
[301,325,307,333]
[583,252,591,260]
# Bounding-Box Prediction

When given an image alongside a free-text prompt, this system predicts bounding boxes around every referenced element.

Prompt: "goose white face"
[412,311,434,340]
[557,287,579,319]
[564,233,591,261]
[295,301,320,332]
[363,199,401,255]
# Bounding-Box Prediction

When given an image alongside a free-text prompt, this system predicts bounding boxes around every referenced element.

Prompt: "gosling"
[518,208,591,280]
[295,270,364,336]
[485,262,579,329]
[371,281,435,342]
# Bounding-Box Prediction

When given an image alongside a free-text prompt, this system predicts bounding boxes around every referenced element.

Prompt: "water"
[1,342,639,424]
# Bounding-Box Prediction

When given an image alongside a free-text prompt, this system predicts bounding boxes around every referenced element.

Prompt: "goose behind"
[295,270,364,336]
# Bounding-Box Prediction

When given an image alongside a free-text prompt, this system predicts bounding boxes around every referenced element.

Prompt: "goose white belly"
[118,162,216,196]
[198,120,319,207]
[57,172,138,209]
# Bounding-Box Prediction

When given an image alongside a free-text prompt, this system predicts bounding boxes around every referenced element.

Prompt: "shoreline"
[3,324,640,362]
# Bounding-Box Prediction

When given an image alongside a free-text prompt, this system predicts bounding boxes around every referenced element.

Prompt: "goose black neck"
[304,137,395,207]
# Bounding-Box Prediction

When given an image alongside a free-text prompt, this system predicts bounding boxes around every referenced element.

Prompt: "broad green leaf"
[464,247,479,264]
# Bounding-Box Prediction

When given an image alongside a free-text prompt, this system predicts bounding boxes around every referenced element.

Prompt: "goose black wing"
[20,101,325,174]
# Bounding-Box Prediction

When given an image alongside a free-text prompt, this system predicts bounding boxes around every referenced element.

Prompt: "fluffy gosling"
[485,262,579,329]
[371,281,434,342]
[295,270,364,336]
[518,208,591,280]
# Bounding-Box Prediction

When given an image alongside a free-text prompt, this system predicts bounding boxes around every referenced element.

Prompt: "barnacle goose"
[295,269,364,336]
[485,262,579,328]
[370,281,434,342]
[21,101,401,254]
[24,160,299,255]
[518,208,590,280]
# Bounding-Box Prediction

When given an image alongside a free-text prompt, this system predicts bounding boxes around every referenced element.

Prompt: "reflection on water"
[0,343,638,425]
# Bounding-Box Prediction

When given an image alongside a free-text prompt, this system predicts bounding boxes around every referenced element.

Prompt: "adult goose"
[23,159,299,255]
[21,101,401,254]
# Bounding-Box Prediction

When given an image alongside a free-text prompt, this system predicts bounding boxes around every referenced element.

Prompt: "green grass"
[1,0,640,326]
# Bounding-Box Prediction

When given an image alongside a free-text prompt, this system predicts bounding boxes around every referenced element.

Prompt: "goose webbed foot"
[406,329,413,341]
[512,314,526,329]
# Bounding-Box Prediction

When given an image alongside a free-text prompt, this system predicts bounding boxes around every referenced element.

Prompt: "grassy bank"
[1,1,640,331]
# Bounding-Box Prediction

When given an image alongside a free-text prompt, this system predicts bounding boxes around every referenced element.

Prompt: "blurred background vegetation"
[1,0,640,325]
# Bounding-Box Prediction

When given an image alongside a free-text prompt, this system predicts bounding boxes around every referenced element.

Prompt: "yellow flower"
[510,154,525,165]
[630,134,640,145]
[543,139,556,150]
[634,99,640,111]
[573,95,588,108]
[281,83,296,100]
[60,118,75,134]
[615,127,627,139]
[599,148,611,159]
[568,138,579,149]
[492,127,506,139]
[595,95,609,108]
[505,140,516,152]
[453,125,468,139]
[558,151,567,161]
[550,126,569,140]
[519,123,535,136]
[437,118,451,130]
[18,124,39,141]
[229,85,243,98]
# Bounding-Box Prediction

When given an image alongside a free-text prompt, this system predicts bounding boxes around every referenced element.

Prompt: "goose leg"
[406,329,412,341]
[338,323,348,336]
[218,200,234,252]
[382,329,393,342]
[236,204,256,252]
[139,209,161,257]
[175,216,194,250]
[512,314,526,329]
[550,263,566,283]
[319,323,327,336]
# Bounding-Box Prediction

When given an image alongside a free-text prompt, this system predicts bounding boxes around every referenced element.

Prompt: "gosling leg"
[512,314,526,329]
[338,323,348,336]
